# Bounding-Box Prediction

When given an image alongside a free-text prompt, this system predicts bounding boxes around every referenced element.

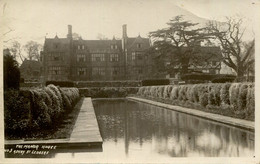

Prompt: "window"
[92,54,105,62]
[48,52,64,61]
[137,43,142,48]
[110,54,119,62]
[111,67,120,75]
[111,44,118,49]
[77,54,85,62]
[131,52,136,60]
[92,67,105,76]
[138,68,143,74]
[49,67,61,75]
[78,68,86,75]
[212,61,216,66]
[132,52,143,60]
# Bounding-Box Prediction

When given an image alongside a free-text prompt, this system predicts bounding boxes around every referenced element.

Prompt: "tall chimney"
[122,24,127,50]
[122,24,127,38]
[67,25,72,39]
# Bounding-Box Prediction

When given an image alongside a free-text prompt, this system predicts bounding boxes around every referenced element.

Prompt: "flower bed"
[4,85,80,139]
[137,83,255,121]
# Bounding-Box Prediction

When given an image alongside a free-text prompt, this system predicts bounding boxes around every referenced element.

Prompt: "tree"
[97,33,108,40]
[207,17,255,79]
[4,49,20,90]
[149,15,211,75]
[23,41,42,61]
[10,41,25,63]
[72,33,82,40]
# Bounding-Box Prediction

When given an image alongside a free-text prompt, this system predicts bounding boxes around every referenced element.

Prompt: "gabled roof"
[81,40,122,51]
[126,36,150,51]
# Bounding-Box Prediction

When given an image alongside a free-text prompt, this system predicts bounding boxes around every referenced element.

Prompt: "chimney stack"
[122,24,127,38]
[67,25,72,39]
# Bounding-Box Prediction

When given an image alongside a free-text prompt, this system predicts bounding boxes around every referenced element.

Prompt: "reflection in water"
[93,99,254,158]
[53,99,254,161]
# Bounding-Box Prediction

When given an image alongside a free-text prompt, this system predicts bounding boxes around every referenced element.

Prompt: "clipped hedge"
[79,87,139,98]
[76,81,141,88]
[137,82,254,120]
[181,73,236,83]
[141,79,170,86]
[46,81,75,87]
[4,85,80,132]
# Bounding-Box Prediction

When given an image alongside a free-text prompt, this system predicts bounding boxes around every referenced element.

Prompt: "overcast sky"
[0,0,258,47]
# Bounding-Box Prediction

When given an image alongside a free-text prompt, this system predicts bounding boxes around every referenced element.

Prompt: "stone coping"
[128,97,254,131]
[5,97,103,152]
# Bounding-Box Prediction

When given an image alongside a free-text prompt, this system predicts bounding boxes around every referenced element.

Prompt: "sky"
[0,0,258,48]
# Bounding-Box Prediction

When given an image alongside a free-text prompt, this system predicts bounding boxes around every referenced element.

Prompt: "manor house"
[41,25,152,81]
[41,25,222,82]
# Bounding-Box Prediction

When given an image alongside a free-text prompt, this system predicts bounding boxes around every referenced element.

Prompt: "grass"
[5,98,84,140]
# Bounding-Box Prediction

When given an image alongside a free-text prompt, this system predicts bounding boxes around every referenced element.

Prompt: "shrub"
[157,86,165,99]
[46,81,74,87]
[142,79,170,86]
[199,93,208,107]
[4,90,30,131]
[229,83,242,111]
[181,73,236,82]
[79,87,137,98]
[207,84,222,106]
[4,53,20,90]
[76,81,141,88]
[170,86,179,100]
[246,84,255,116]
[237,83,249,111]
[220,83,231,105]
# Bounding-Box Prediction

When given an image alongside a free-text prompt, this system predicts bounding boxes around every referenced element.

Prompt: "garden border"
[128,97,254,131]
[5,98,103,157]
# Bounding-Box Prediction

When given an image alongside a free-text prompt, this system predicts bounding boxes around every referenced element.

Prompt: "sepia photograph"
[0,0,259,163]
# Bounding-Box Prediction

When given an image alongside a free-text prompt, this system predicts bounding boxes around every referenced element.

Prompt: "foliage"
[46,81,74,87]
[76,81,141,88]
[23,41,42,61]
[181,73,236,82]
[141,79,170,86]
[4,85,80,133]
[137,82,254,119]
[79,87,139,98]
[149,15,212,74]
[207,17,255,78]
[4,52,20,90]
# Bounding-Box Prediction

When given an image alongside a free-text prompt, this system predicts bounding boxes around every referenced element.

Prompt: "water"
[55,99,254,161]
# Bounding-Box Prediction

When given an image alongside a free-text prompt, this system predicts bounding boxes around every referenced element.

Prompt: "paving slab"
[128,97,254,131]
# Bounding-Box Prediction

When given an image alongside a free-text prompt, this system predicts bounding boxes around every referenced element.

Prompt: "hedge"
[46,81,74,87]
[4,85,80,132]
[79,87,139,98]
[76,81,141,88]
[181,73,236,83]
[141,79,170,86]
[137,82,254,119]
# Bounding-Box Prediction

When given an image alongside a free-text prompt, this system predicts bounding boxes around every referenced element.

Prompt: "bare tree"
[23,41,42,61]
[97,33,108,40]
[9,41,25,63]
[207,17,255,78]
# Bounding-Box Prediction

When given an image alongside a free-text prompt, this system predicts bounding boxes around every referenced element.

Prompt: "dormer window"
[137,43,142,48]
